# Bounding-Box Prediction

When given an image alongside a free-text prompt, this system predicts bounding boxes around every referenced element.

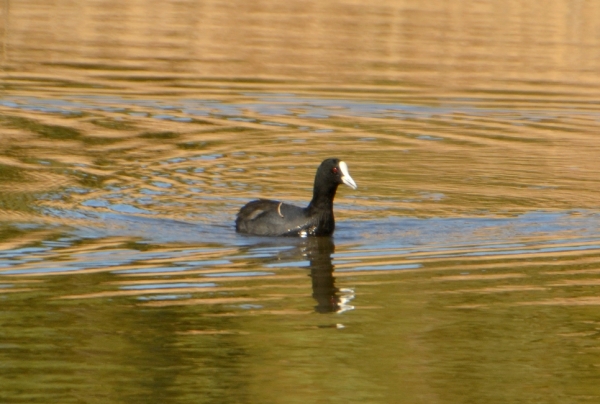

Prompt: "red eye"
[332,167,338,174]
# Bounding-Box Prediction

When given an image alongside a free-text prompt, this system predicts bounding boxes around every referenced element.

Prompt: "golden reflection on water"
[4,0,600,87]
[2,0,600,402]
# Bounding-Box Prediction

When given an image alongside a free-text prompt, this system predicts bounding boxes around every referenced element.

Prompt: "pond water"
[2,1,600,403]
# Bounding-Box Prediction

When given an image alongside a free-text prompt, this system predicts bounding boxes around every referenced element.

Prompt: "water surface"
[2,1,600,403]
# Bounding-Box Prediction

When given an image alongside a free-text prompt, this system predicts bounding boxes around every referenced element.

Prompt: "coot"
[235,158,357,237]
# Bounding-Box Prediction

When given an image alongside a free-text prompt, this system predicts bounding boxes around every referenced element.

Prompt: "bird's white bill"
[339,161,357,189]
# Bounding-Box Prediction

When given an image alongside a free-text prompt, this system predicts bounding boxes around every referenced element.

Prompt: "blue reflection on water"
[121,283,217,290]
[204,271,275,277]
[0,93,454,125]
[1,209,600,278]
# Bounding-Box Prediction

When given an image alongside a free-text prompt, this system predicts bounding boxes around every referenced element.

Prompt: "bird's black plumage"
[235,158,357,237]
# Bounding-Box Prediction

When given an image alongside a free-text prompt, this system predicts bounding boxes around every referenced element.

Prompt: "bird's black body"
[235,158,357,237]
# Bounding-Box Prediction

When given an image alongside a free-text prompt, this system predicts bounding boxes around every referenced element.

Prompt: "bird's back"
[235,199,317,236]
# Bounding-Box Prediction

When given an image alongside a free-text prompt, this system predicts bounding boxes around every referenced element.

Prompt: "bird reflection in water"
[300,237,355,314]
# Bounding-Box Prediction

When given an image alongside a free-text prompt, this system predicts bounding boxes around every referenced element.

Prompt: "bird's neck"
[307,184,338,213]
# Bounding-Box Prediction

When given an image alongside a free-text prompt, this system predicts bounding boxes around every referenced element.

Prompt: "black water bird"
[235,158,357,237]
